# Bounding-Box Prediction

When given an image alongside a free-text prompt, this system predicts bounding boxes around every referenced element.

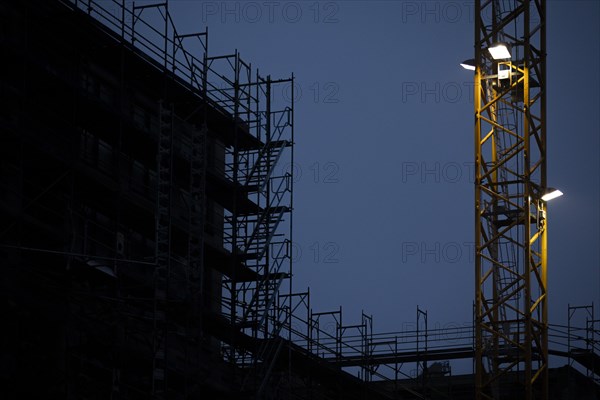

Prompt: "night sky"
[160,0,600,360]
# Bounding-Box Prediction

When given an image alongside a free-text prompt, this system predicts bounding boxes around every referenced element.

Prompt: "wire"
[0,243,156,266]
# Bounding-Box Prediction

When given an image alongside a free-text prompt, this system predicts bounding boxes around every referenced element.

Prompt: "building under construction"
[0,1,598,399]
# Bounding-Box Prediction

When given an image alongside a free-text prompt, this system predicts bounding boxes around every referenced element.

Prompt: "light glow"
[488,43,511,60]
[541,189,563,202]
[460,59,476,70]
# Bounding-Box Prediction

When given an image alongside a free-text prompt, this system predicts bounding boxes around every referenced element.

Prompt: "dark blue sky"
[163,1,599,336]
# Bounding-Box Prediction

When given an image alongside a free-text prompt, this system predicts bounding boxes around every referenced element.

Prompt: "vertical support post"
[540,199,548,399]
[120,0,126,39]
[417,306,428,391]
[474,7,483,393]
[523,32,533,399]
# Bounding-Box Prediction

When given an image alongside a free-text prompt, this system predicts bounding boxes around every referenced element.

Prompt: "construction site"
[0,0,598,399]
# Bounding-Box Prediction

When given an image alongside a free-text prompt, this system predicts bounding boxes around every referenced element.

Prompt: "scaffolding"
[73,0,296,396]
[567,304,600,384]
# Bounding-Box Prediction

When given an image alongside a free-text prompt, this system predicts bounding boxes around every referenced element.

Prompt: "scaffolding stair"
[245,108,292,191]
[244,178,290,261]
[245,140,290,190]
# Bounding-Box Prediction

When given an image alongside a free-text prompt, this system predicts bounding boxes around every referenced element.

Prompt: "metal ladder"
[153,100,174,398]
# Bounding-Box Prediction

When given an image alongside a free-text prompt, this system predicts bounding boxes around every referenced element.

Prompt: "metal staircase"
[203,52,294,396]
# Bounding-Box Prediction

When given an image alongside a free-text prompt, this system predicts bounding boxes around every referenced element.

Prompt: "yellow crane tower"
[472,0,558,399]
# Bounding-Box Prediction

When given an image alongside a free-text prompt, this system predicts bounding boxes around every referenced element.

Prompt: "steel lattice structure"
[474,0,548,399]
